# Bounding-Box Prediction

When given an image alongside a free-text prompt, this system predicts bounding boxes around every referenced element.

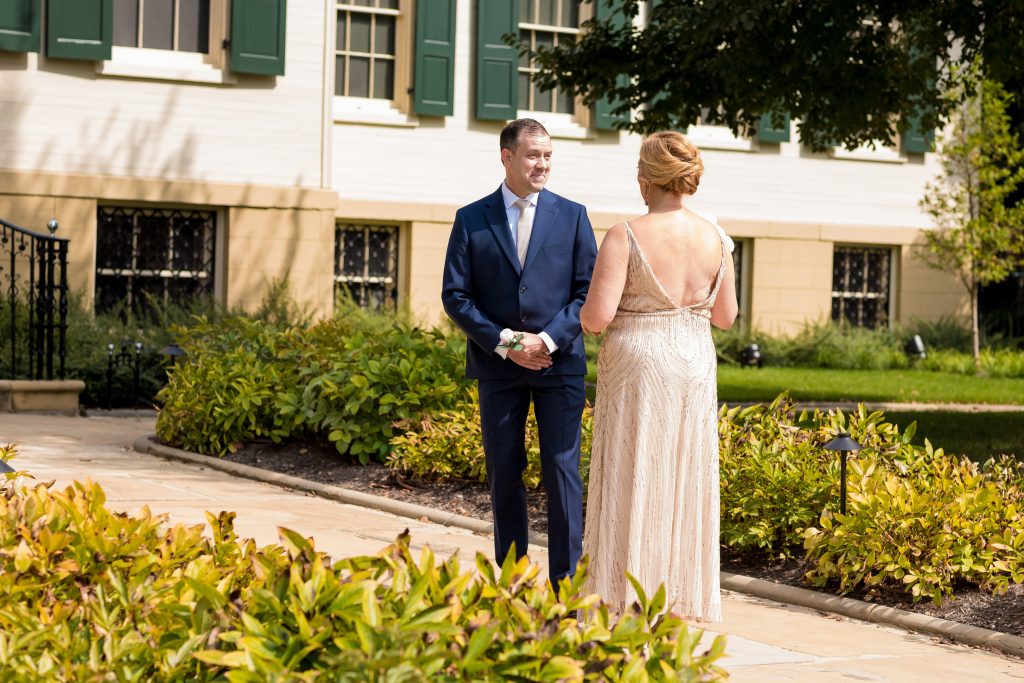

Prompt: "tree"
[919,72,1024,370]
[527,0,1024,150]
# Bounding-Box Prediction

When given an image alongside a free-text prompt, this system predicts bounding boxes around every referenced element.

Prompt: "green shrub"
[803,443,1024,604]
[389,392,595,491]
[156,317,300,455]
[0,461,727,681]
[156,304,472,461]
[720,395,1024,603]
[919,347,1024,377]
[907,315,972,353]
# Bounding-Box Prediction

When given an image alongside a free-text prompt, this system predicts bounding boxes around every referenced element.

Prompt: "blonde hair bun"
[638,131,704,196]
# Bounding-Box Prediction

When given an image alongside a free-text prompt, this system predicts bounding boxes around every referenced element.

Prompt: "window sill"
[97,47,234,85]
[686,125,756,152]
[829,144,906,164]
[517,111,592,140]
[333,97,418,128]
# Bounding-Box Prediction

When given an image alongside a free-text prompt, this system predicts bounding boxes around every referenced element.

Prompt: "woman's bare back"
[624,209,724,308]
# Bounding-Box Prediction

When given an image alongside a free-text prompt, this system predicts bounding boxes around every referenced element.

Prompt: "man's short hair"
[500,118,550,151]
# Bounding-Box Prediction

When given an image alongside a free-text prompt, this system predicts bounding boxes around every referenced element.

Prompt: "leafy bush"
[0,462,727,681]
[389,391,595,491]
[908,315,972,353]
[719,395,1024,603]
[713,319,1024,376]
[156,304,472,461]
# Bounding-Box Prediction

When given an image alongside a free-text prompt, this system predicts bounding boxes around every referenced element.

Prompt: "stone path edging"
[133,435,1024,659]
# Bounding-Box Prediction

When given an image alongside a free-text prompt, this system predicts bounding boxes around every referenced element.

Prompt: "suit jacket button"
[520,286,527,293]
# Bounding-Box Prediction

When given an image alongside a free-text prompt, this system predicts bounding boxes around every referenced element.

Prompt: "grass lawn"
[716,366,1024,405]
[880,411,1024,462]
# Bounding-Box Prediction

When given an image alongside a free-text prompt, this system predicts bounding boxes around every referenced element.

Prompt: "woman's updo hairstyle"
[638,131,704,196]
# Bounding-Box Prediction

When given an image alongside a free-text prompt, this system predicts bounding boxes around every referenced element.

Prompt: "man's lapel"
[523,189,559,273]
[485,188,522,276]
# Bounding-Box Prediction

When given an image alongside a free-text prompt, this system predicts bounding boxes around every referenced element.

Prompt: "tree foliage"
[527,0,1024,149]
[919,71,1024,367]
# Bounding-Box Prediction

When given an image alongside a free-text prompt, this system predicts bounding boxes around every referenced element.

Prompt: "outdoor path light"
[824,432,862,515]
[905,334,927,360]
[741,343,763,367]
[0,460,15,474]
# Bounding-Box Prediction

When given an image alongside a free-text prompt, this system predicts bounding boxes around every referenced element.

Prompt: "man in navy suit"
[442,119,598,587]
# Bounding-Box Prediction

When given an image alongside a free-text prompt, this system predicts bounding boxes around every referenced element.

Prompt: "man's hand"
[507,332,553,370]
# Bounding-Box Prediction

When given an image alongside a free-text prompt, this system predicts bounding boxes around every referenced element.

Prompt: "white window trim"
[686,124,756,152]
[333,95,419,127]
[830,142,906,164]
[516,111,591,140]
[97,46,236,84]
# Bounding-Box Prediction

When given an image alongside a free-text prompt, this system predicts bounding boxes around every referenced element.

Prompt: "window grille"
[335,1,399,99]
[335,223,399,310]
[732,238,746,321]
[113,0,210,53]
[831,245,892,329]
[519,0,579,114]
[95,206,216,315]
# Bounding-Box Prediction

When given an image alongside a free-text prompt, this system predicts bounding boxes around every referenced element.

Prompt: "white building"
[0,0,965,335]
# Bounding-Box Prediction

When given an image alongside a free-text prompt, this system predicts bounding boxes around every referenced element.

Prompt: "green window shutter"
[230,0,286,76]
[593,1,629,131]
[0,0,40,53]
[46,0,111,61]
[757,112,790,143]
[414,0,456,116]
[475,0,518,121]
[902,114,933,154]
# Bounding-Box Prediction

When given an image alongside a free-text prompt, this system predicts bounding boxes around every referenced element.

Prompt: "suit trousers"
[477,373,586,585]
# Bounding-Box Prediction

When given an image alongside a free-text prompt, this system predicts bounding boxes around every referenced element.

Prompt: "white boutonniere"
[499,329,525,351]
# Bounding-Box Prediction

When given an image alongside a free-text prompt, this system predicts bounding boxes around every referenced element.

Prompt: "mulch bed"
[221,437,1024,639]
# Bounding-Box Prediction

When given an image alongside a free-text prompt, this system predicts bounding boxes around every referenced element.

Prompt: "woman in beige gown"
[580,132,737,622]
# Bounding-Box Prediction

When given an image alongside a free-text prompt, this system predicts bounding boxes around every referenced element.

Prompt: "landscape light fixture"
[0,460,16,475]
[741,343,763,368]
[904,334,926,360]
[824,432,862,515]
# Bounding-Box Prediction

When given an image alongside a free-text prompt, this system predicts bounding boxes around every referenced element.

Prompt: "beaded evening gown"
[582,220,730,622]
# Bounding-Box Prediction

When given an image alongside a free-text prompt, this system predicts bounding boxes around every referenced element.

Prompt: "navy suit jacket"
[442,186,598,380]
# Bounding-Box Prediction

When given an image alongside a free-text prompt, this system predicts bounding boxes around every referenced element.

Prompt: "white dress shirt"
[495,182,558,359]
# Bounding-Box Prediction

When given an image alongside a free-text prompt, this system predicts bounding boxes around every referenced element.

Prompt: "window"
[519,0,579,114]
[831,245,892,329]
[113,0,210,53]
[335,223,399,309]
[95,207,217,315]
[335,1,399,99]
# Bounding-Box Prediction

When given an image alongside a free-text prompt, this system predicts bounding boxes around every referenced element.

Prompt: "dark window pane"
[336,10,347,50]
[142,0,174,50]
[335,55,346,95]
[538,0,555,25]
[378,0,398,8]
[113,0,139,47]
[519,30,530,68]
[136,214,170,270]
[535,30,553,50]
[96,212,134,269]
[177,0,209,53]
[520,0,532,23]
[352,0,372,5]
[349,56,370,97]
[373,59,393,99]
[350,12,371,53]
[368,230,391,276]
[95,274,128,314]
[519,73,530,109]
[557,88,574,114]
[561,0,578,27]
[374,14,395,54]
[343,230,366,276]
[533,81,551,111]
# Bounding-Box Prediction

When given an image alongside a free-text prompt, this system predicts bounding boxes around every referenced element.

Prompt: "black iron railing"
[0,218,69,380]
